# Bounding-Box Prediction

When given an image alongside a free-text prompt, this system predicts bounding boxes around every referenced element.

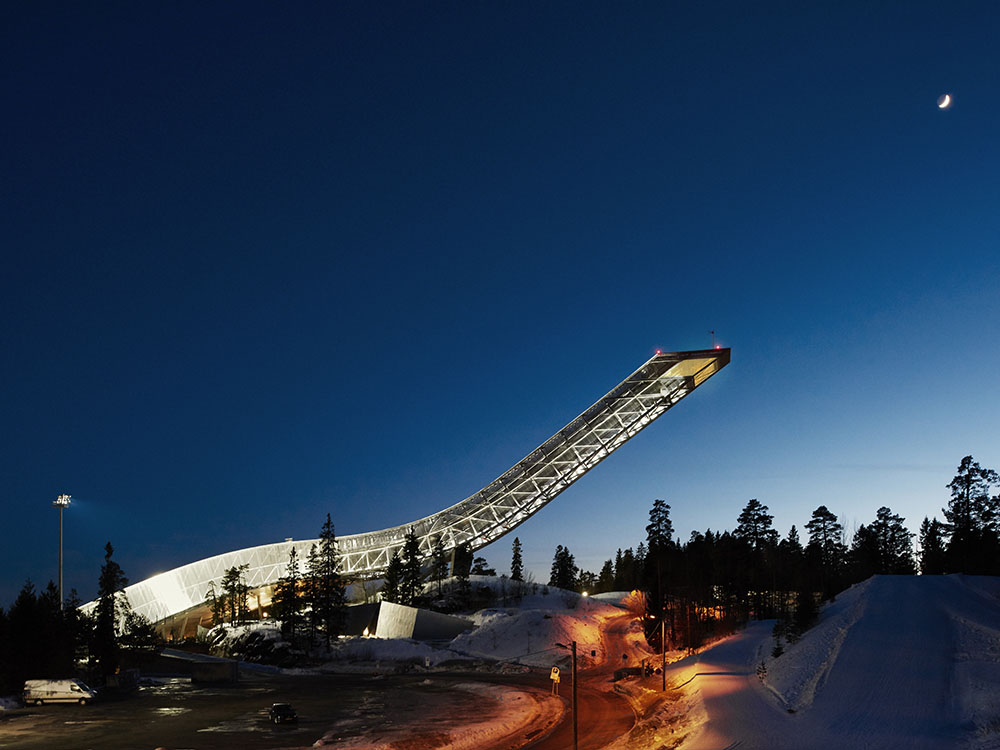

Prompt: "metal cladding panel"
[90,349,729,624]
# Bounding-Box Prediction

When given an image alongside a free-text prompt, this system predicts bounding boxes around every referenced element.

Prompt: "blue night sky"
[2,2,998,606]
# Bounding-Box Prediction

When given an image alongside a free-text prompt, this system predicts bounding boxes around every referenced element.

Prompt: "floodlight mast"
[52,494,71,610]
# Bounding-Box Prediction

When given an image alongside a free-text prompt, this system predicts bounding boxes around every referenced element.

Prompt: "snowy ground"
[655,575,1000,750]
[11,575,996,749]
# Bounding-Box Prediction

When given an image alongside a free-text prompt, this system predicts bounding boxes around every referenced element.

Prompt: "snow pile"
[762,577,871,711]
[449,583,621,668]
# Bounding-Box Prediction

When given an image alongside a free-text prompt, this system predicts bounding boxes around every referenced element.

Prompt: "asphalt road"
[527,612,639,750]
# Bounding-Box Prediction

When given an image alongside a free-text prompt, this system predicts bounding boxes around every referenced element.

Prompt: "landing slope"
[676,575,1000,749]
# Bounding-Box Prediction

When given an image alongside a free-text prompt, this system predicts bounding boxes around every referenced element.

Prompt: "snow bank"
[448,580,621,668]
[948,576,1000,744]
[763,578,871,711]
[761,574,1000,747]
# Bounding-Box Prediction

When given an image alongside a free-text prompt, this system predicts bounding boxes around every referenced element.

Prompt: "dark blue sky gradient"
[2,2,998,605]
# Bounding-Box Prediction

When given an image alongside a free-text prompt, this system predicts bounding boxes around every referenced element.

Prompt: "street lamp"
[555,640,578,750]
[52,494,71,610]
[648,613,667,691]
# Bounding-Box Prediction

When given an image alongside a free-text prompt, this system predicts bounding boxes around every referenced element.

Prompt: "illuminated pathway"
[97,348,730,625]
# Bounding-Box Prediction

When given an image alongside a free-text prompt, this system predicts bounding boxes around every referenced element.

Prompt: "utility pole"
[572,640,578,750]
[556,641,579,750]
[661,616,667,692]
[53,494,71,609]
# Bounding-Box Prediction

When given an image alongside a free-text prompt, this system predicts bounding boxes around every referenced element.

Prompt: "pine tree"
[612,548,625,589]
[805,505,846,597]
[310,514,346,647]
[596,559,615,593]
[220,564,249,625]
[471,557,496,575]
[430,536,448,596]
[303,544,320,640]
[452,541,473,579]
[399,529,423,605]
[510,537,524,582]
[273,546,302,637]
[735,499,779,551]
[870,506,915,574]
[944,455,1000,574]
[646,499,674,614]
[646,499,674,552]
[93,542,128,675]
[205,582,224,627]
[918,517,947,574]
[548,545,577,590]
[381,549,403,603]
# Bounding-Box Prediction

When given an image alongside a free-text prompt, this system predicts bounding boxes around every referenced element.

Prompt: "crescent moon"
[937,94,952,109]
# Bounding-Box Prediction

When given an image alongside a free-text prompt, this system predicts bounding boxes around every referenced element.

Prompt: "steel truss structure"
[96,348,729,624]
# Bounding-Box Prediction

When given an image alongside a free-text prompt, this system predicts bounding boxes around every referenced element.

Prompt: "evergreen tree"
[220,564,249,625]
[918,517,947,574]
[612,548,625,590]
[430,536,449,596]
[471,557,496,575]
[272,546,302,637]
[548,545,577,590]
[848,523,880,581]
[777,526,805,603]
[310,514,346,646]
[944,455,1000,574]
[870,506,915,574]
[646,499,674,551]
[735,499,779,551]
[805,506,846,597]
[645,499,674,616]
[451,542,473,609]
[510,537,524,581]
[399,529,423,605]
[381,550,403,603]
[596,559,615,593]
[205,582,224,627]
[303,544,320,639]
[93,542,129,675]
[452,541,474,579]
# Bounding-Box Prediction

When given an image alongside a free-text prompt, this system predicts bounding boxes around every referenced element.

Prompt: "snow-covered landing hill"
[658,575,1000,750]
[766,574,1000,746]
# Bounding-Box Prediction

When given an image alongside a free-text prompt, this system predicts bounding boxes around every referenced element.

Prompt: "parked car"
[269,702,297,724]
[23,679,97,706]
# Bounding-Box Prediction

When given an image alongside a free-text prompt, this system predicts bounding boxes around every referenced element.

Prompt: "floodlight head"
[53,494,72,508]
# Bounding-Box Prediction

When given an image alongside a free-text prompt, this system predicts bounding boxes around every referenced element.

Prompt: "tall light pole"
[53,494,71,610]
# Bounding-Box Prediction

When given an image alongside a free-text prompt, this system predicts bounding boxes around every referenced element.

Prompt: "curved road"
[527,612,638,750]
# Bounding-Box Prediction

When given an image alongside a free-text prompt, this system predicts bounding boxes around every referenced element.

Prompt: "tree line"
[540,455,999,653]
[0,543,157,696]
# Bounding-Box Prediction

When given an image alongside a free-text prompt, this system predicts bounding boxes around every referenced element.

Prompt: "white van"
[23,679,96,705]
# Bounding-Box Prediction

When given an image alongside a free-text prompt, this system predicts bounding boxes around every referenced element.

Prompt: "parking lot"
[0,671,496,749]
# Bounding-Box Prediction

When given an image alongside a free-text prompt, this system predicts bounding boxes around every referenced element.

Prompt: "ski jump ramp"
[114,348,730,624]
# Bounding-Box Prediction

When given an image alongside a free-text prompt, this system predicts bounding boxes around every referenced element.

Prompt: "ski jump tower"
[113,348,730,625]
